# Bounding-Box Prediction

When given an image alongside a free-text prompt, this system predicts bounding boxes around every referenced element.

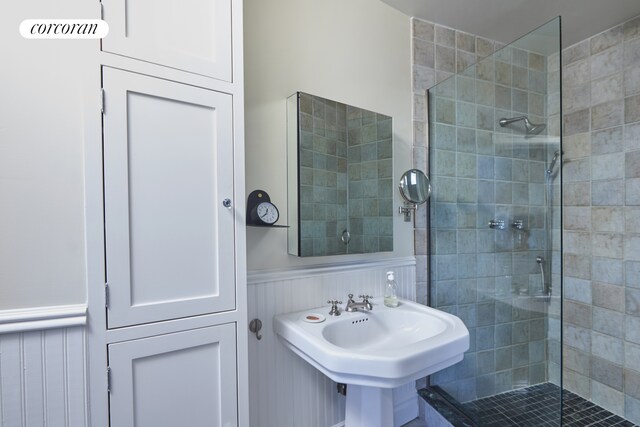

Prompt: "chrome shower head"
[526,120,546,137]
[499,116,546,138]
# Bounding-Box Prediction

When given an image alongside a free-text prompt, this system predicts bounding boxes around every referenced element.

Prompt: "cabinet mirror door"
[287,92,394,257]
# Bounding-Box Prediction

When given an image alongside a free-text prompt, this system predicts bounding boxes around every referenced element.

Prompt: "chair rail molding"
[0,304,87,334]
[247,256,417,284]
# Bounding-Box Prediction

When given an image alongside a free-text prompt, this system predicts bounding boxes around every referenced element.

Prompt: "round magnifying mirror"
[399,169,431,204]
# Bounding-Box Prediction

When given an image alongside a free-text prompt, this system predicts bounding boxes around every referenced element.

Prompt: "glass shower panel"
[427,17,561,425]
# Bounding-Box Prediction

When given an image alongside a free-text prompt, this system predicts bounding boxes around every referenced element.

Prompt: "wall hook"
[249,318,263,340]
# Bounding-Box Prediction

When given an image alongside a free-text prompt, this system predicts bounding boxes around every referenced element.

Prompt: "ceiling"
[380,0,640,48]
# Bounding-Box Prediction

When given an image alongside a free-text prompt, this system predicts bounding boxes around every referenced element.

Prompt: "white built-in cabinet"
[101,0,232,81]
[87,0,247,426]
[108,324,238,427]
[102,67,236,329]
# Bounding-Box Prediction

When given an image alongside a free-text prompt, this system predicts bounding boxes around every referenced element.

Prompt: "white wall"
[0,0,95,309]
[244,0,414,270]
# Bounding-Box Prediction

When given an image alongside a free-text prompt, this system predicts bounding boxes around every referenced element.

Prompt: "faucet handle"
[327,300,342,316]
[359,294,373,301]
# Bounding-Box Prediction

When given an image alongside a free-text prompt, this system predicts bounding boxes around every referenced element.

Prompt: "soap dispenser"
[384,271,398,307]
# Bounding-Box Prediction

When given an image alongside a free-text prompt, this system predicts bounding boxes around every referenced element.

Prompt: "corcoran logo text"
[20,19,109,39]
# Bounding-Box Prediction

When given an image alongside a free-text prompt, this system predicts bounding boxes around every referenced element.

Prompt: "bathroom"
[2,0,640,426]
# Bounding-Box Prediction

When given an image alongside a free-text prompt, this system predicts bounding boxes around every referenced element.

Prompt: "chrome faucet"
[345,294,373,312]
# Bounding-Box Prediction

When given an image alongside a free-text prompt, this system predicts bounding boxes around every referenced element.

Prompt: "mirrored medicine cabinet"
[287,92,394,257]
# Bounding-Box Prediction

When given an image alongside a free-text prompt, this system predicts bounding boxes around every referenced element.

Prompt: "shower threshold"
[419,383,638,427]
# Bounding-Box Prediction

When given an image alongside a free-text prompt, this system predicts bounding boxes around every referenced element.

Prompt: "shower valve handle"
[488,219,506,230]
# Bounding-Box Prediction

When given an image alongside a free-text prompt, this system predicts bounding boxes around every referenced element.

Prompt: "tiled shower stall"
[428,21,560,401]
[561,18,640,418]
[412,13,640,426]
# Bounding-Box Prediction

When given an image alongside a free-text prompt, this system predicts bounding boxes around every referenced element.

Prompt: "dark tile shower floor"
[420,383,639,427]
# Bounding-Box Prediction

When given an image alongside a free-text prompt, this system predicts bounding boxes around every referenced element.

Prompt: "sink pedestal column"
[344,385,393,427]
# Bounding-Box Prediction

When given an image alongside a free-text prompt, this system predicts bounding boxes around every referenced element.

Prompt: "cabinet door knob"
[223,198,232,208]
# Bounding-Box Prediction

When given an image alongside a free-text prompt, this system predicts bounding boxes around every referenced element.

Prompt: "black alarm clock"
[246,190,280,226]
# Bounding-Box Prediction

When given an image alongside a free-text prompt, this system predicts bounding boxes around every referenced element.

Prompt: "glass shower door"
[427,17,562,426]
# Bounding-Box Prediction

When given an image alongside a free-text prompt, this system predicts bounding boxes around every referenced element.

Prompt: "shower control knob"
[488,219,506,230]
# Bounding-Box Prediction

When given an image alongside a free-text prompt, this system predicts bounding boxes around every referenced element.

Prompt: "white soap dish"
[302,313,325,323]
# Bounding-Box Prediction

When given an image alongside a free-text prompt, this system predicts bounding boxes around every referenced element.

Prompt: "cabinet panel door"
[101,0,232,81]
[108,324,238,427]
[103,67,235,328]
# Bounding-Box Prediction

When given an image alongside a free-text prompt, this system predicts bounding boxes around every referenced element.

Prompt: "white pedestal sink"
[344,385,393,427]
[274,298,469,427]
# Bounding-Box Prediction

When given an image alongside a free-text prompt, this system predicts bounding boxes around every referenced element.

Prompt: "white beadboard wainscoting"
[0,305,88,427]
[247,257,417,427]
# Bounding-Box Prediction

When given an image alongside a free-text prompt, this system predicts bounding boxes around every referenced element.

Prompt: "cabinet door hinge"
[100,88,105,115]
[105,283,110,309]
[107,366,112,393]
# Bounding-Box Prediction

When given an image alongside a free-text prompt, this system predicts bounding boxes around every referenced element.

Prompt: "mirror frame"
[399,169,431,204]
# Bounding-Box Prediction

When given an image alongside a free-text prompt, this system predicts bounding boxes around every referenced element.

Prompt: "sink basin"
[274,298,469,389]
[274,298,469,427]
[322,308,447,352]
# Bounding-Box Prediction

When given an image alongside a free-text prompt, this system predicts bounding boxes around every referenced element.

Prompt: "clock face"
[256,202,279,224]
